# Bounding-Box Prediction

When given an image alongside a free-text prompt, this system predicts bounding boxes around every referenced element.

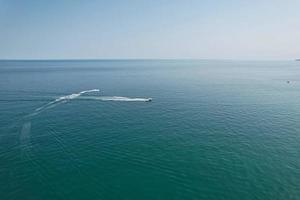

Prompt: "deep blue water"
[0,60,300,200]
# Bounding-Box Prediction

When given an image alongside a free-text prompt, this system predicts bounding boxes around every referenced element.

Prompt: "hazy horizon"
[1,0,300,60]
[0,58,298,61]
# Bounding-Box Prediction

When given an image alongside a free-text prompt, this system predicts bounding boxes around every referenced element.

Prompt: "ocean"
[0,60,299,200]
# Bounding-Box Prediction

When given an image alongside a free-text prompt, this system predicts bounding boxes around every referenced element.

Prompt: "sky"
[0,0,300,60]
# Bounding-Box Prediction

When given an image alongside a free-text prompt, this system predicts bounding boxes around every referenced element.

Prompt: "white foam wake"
[28,89,151,117]
[53,89,100,102]
[34,89,100,113]
[78,96,152,102]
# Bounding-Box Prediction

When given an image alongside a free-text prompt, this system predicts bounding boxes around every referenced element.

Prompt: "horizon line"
[0,58,297,62]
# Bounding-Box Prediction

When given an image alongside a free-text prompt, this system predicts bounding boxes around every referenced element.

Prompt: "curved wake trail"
[33,89,100,114]
[78,96,152,102]
[27,89,151,117]
[19,89,151,160]
[20,89,100,158]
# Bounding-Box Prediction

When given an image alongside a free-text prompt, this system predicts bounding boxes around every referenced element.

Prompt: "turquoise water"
[0,60,300,200]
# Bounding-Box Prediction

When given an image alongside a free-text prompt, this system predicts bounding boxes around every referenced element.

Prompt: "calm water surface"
[0,60,300,200]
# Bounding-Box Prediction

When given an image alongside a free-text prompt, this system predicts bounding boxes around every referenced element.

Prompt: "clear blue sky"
[0,0,299,60]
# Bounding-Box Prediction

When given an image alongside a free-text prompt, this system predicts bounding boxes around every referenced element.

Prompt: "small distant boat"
[146,98,152,102]
[296,59,300,61]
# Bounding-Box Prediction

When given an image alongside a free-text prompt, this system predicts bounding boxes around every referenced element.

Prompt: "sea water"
[0,60,300,200]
